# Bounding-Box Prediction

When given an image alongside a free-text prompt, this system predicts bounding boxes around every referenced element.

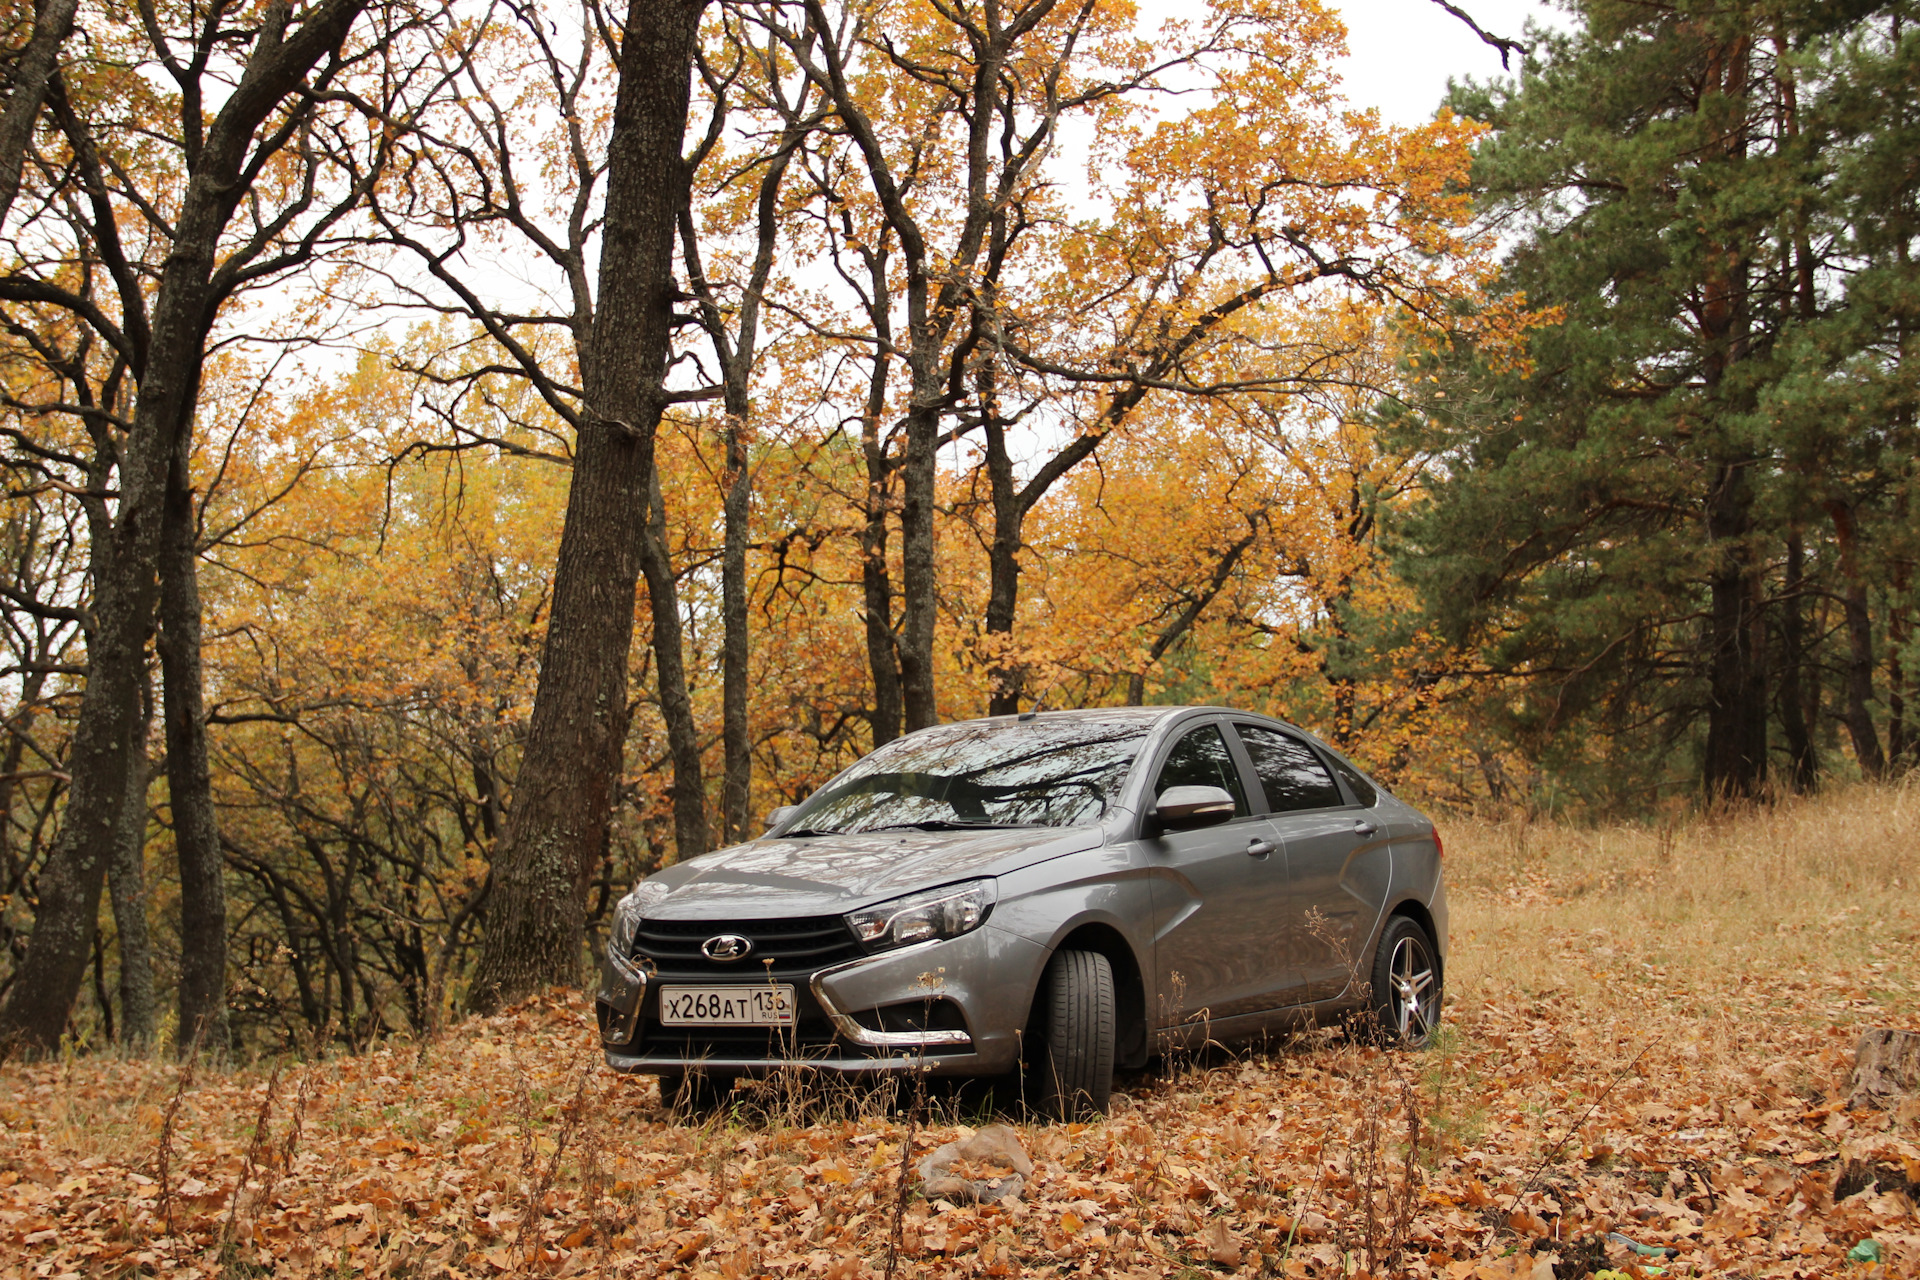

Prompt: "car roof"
[944,705,1267,730]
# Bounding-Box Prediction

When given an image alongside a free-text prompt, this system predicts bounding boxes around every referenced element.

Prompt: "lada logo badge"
[701,934,753,962]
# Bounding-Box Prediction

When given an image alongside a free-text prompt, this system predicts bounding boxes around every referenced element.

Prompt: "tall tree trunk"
[1695,30,1767,802]
[1826,497,1886,777]
[0,527,155,1055]
[678,103,810,844]
[466,0,709,1013]
[157,450,228,1054]
[860,337,902,748]
[897,393,940,730]
[719,418,751,842]
[1778,530,1819,792]
[0,0,78,228]
[108,697,156,1051]
[640,471,709,860]
[1702,460,1769,800]
[1890,538,1910,769]
[981,394,1022,717]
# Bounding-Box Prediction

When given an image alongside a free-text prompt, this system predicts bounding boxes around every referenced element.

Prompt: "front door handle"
[1246,838,1276,857]
[1352,819,1379,837]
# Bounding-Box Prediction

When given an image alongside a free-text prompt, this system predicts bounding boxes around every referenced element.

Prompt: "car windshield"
[785,718,1151,834]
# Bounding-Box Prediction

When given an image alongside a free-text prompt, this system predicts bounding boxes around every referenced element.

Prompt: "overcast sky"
[1336,0,1572,123]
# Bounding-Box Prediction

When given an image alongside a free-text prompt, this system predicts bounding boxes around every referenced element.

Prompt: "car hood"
[641,825,1104,919]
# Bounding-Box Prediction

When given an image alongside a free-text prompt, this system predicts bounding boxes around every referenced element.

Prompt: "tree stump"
[1846,1027,1920,1110]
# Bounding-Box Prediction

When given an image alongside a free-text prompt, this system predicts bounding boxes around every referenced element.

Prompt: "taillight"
[1431,827,1444,859]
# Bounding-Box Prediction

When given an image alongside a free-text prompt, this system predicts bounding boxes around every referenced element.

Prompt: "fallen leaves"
[0,850,1916,1279]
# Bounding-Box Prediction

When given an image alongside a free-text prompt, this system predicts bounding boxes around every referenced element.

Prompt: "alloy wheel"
[1387,934,1437,1042]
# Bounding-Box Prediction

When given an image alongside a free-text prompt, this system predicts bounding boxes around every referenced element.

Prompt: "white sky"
[1335,0,1570,123]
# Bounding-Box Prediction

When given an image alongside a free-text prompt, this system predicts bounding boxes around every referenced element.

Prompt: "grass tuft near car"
[596,706,1446,1118]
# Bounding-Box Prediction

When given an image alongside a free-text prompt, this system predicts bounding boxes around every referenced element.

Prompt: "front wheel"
[1027,949,1115,1121]
[1369,916,1441,1047]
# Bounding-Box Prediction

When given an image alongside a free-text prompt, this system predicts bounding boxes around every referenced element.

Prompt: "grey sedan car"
[595,706,1446,1117]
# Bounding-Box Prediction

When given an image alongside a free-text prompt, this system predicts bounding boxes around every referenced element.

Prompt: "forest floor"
[3,784,1918,1279]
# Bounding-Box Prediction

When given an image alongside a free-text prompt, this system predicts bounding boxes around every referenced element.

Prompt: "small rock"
[916,1123,1033,1203]
[1847,1028,1920,1110]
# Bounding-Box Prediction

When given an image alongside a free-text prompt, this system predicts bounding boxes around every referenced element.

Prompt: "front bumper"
[597,924,1044,1077]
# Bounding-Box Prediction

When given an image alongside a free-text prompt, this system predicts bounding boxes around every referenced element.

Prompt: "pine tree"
[1393,0,1897,801]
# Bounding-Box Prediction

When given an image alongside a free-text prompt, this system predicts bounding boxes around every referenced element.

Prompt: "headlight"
[846,880,995,951]
[610,879,672,956]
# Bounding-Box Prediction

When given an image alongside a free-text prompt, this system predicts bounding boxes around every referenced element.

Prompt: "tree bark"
[1702,460,1769,800]
[1695,30,1768,803]
[1826,497,1885,778]
[465,0,709,1012]
[1777,530,1818,792]
[158,447,228,1054]
[719,417,751,843]
[107,701,156,1051]
[859,271,902,749]
[981,398,1023,717]
[640,471,710,860]
[897,393,941,731]
[0,0,78,229]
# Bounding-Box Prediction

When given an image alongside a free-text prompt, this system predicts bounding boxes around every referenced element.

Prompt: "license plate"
[658,984,796,1026]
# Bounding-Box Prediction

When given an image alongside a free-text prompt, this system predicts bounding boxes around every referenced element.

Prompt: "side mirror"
[764,805,798,831]
[1151,785,1236,832]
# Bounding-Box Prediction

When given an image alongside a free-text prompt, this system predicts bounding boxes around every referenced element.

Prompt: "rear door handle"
[1352,819,1379,837]
[1246,838,1276,857]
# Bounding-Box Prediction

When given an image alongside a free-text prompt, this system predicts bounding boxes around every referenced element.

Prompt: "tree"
[1394,0,1898,802]
[461,0,713,1011]
[0,0,398,1056]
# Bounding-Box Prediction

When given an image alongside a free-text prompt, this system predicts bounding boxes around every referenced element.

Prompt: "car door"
[1233,723,1375,1002]
[1143,721,1286,1029]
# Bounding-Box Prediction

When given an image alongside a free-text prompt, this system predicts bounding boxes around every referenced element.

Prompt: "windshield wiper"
[858,819,1042,833]
[778,827,842,838]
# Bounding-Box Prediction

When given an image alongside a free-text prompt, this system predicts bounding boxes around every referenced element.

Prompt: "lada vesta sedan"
[595,706,1445,1117]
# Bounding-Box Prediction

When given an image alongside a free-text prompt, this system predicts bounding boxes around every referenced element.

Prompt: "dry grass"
[1444,780,1920,1078]
[1,783,1917,1278]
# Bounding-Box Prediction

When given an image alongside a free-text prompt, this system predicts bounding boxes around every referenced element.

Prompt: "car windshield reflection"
[786,719,1150,834]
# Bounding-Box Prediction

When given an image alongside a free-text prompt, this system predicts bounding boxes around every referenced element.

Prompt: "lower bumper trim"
[808,941,974,1050]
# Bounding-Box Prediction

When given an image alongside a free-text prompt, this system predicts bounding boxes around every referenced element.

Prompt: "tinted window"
[790,718,1150,833]
[1328,754,1378,807]
[1236,725,1342,813]
[1153,725,1250,816]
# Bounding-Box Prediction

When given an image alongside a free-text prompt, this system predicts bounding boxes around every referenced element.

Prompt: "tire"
[1369,915,1442,1047]
[657,1069,735,1116]
[1027,950,1115,1121]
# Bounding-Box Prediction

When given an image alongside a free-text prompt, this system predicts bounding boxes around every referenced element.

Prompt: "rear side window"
[1328,754,1378,808]
[1154,724,1250,816]
[1235,725,1342,813]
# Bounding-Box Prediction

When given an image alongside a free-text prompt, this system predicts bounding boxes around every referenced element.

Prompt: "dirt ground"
[3,784,1917,1278]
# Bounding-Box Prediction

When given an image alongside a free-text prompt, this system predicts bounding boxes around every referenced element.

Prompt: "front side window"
[788,718,1151,834]
[1236,724,1342,813]
[1152,724,1250,816]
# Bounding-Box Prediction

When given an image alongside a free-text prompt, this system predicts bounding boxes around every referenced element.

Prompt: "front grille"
[630,915,865,979]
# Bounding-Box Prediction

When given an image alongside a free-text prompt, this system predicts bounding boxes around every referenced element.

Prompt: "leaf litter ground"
[3,785,1918,1278]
